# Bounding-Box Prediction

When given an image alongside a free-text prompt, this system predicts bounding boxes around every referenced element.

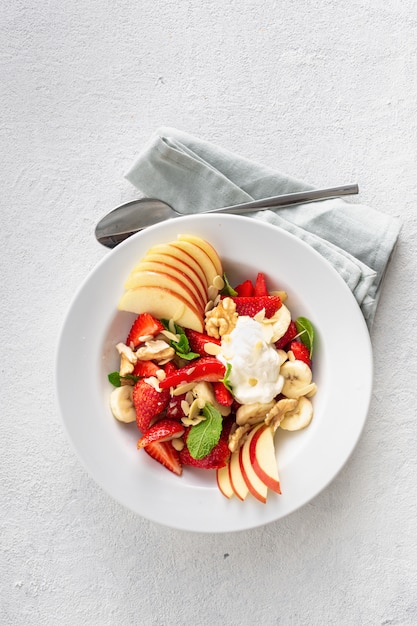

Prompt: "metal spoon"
[95,183,359,248]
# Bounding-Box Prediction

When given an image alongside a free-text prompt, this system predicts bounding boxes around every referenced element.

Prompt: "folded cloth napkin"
[125,127,401,329]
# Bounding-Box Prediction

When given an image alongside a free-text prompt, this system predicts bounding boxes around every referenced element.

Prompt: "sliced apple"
[118,286,204,332]
[146,244,209,291]
[249,424,281,494]
[170,240,219,286]
[122,270,205,316]
[239,424,269,503]
[216,463,234,499]
[177,234,223,277]
[125,261,206,310]
[228,449,249,501]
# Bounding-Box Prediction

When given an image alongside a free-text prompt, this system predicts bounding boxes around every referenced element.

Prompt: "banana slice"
[269,304,292,342]
[280,360,316,399]
[279,396,313,431]
[109,385,137,423]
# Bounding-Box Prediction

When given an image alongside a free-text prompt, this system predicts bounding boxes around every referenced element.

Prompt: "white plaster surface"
[1,1,416,624]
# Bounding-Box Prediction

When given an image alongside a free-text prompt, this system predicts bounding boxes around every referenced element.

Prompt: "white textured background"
[1,1,416,625]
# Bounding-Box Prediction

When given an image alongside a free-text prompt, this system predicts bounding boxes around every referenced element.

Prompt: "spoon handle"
[205,184,359,215]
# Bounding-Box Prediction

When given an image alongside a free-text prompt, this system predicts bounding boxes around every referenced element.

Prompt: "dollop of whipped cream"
[217,316,283,404]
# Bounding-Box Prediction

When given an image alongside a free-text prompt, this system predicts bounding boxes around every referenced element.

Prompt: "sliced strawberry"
[163,361,177,376]
[166,394,188,420]
[275,320,298,350]
[143,440,182,475]
[137,419,185,449]
[231,295,282,318]
[159,357,225,389]
[289,341,312,368]
[180,436,230,469]
[132,379,170,432]
[185,329,221,356]
[212,381,234,406]
[254,272,269,296]
[132,360,161,378]
[126,313,164,348]
[179,416,233,469]
[235,279,254,297]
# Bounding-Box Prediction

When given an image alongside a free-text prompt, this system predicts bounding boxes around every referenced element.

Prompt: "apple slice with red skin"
[249,424,281,494]
[123,270,205,317]
[216,463,234,499]
[170,240,219,286]
[239,423,269,503]
[125,260,207,311]
[118,286,204,332]
[177,234,223,277]
[228,449,249,501]
[146,244,209,291]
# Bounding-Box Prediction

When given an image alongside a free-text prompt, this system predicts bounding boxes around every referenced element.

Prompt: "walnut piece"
[264,398,298,431]
[205,297,238,339]
[228,424,252,453]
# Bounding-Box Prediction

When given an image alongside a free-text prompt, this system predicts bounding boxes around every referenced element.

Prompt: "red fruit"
[132,360,161,378]
[126,313,164,348]
[254,272,269,296]
[185,329,221,356]
[231,295,282,318]
[180,436,230,469]
[159,357,225,389]
[143,440,182,476]
[137,419,185,448]
[166,394,188,420]
[132,379,170,432]
[212,381,234,406]
[235,279,254,297]
[289,341,312,368]
[275,320,298,350]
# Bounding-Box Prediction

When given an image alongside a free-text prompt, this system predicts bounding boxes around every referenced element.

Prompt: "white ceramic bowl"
[55,214,373,532]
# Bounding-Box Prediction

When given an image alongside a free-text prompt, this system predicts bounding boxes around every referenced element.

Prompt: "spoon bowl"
[95,184,359,248]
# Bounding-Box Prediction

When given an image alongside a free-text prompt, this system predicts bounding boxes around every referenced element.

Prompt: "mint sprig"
[186,402,223,460]
[295,317,315,357]
[108,371,139,387]
[161,320,199,360]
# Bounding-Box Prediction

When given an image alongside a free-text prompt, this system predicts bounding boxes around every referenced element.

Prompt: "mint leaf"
[221,273,238,296]
[295,317,315,357]
[220,362,233,394]
[186,403,223,459]
[161,319,199,360]
[107,371,140,387]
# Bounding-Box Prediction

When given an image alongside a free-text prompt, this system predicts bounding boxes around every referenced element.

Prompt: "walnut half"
[205,297,238,339]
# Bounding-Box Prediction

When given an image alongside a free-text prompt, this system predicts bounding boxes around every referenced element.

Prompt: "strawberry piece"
[179,416,233,469]
[275,320,298,350]
[185,329,221,356]
[126,313,164,348]
[235,279,254,297]
[143,440,182,476]
[289,341,312,368]
[163,361,177,376]
[132,360,161,378]
[254,272,269,296]
[231,295,281,318]
[137,419,185,449]
[212,381,234,406]
[180,435,230,469]
[166,394,188,420]
[158,357,225,389]
[132,379,170,432]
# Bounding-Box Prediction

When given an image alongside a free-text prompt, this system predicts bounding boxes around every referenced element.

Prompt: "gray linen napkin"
[125,127,401,328]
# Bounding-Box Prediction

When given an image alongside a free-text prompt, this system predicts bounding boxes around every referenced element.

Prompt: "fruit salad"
[108,234,317,503]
